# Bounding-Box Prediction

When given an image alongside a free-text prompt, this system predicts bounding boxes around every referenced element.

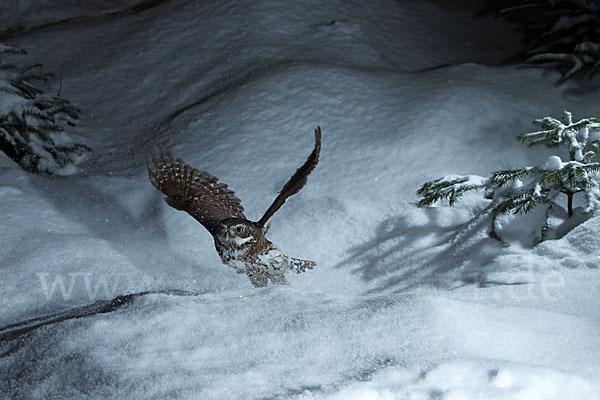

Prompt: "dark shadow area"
[155,59,321,135]
[562,76,600,96]
[0,0,171,40]
[336,205,506,293]
[336,210,456,281]
[0,289,201,344]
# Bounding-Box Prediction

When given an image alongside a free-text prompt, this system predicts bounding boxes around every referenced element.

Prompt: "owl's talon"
[289,258,316,274]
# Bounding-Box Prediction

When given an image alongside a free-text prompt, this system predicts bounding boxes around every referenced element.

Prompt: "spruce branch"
[0,43,90,174]
[492,186,550,216]
[480,1,600,81]
[417,109,600,245]
[487,168,533,191]
[416,177,484,208]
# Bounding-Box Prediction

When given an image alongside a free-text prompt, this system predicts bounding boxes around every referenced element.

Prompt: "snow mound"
[305,361,599,400]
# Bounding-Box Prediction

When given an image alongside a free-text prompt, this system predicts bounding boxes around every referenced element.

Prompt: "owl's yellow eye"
[235,226,244,234]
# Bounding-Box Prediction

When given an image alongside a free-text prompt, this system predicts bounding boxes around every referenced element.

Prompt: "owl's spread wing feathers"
[147,146,245,235]
[257,126,321,227]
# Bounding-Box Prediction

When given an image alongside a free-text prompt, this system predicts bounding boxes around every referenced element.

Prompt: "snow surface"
[1,0,599,399]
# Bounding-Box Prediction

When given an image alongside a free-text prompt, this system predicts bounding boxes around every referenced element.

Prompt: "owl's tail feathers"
[146,145,204,211]
[289,257,316,274]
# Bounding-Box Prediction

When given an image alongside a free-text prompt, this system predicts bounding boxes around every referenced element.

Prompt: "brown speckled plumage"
[147,127,321,286]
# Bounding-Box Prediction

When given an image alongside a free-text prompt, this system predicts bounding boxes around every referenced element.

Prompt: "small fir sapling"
[0,43,90,175]
[417,110,600,244]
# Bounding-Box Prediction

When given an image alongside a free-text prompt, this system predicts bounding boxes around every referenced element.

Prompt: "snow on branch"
[417,110,600,245]
[481,0,600,81]
[416,176,486,207]
[0,43,90,175]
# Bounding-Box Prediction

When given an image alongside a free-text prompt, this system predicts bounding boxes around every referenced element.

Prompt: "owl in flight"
[147,127,321,287]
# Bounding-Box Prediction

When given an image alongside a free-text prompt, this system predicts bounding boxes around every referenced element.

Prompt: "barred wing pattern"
[147,145,245,235]
[257,126,321,227]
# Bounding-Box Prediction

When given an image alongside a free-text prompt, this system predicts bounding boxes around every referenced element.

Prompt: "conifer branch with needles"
[417,110,600,244]
[0,43,90,174]
[480,1,600,81]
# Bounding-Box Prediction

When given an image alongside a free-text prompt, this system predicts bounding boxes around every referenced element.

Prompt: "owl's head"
[218,218,265,247]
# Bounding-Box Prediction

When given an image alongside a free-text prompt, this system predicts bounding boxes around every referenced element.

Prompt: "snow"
[543,155,564,171]
[1,0,600,399]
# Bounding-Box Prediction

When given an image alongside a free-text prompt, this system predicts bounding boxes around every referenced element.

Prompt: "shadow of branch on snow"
[336,205,509,293]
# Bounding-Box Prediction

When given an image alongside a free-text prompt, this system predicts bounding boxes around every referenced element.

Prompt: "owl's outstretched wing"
[147,146,245,235]
[257,126,321,228]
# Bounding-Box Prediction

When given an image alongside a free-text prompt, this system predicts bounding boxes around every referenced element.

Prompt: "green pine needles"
[417,110,600,244]
[0,43,90,175]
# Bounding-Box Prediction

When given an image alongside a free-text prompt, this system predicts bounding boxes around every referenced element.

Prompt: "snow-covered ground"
[1,0,599,399]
